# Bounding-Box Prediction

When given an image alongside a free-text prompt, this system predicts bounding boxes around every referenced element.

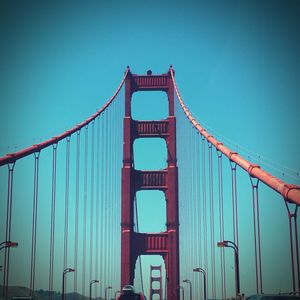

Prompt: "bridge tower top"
[124,67,175,117]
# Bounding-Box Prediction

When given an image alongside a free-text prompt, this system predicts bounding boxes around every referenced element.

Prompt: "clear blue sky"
[1,0,299,174]
[0,0,300,298]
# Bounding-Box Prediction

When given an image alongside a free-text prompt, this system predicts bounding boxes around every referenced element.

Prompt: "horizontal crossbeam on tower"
[133,120,169,138]
[133,232,168,255]
[134,170,168,190]
[131,74,169,91]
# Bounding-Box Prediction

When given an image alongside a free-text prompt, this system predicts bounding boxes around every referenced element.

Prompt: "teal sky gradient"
[1,1,299,173]
[1,0,300,298]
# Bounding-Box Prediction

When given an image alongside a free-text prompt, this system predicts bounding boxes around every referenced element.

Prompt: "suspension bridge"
[0,67,299,300]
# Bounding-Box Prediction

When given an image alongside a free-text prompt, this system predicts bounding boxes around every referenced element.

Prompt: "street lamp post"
[179,285,185,300]
[1,240,18,300]
[105,286,112,300]
[193,268,207,300]
[89,280,100,300]
[62,268,75,300]
[217,240,240,296]
[183,279,192,300]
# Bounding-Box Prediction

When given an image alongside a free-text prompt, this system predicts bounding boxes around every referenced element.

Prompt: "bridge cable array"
[171,66,300,297]
[1,66,300,299]
[0,69,127,300]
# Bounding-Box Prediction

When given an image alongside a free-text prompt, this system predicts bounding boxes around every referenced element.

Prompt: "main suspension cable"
[0,68,129,167]
[169,66,300,205]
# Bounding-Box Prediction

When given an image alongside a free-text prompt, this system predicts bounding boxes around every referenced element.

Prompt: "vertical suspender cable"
[82,125,88,297]
[108,106,112,285]
[192,129,198,299]
[208,143,216,298]
[112,99,117,287]
[195,129,200,299]
[111,101,117,287]
[49,144,57,300]
[189,125,192,276]
[230,161,239,297]
[188,121,193,281]
[95,117,100,298]
[108,105,113,286]
[30,151,40,295]
[90,121,95,283]
[284,201,298,293]
[113,101,117,288]
[293,207,300,293]
[74,131,80,292]
[256,182,263,294]
[106,109,110,286]
[217,150,226,299]
[230,161,239,246]
[100,114,105,298]
[108,107,112,284]
[119,89,124,289]
[111,102,115,288]
[104,111,108,287]
[250,177,262,293]
[196,132,202,268]
[113,99,118,288]
[3,162,15,300]
[289,208,296,293]
[64,137,71,270]
[201,135,208,294]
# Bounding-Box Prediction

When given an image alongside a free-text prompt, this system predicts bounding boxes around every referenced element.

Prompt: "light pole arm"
[226,242,240,296]
[223,241,240,296]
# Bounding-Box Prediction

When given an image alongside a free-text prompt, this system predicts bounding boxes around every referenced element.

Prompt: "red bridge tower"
[121,67,180,300]
[149,265,163,299]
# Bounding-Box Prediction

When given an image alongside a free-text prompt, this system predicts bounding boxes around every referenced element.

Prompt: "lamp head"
[64,268,75,273]
[91,279,99,284]
[7,241,18,248]
[217,241,227,247]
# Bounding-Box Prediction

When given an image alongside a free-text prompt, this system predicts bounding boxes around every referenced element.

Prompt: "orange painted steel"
[0,68,129,167]
[121,68,180,300]
[170,66,300,206]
